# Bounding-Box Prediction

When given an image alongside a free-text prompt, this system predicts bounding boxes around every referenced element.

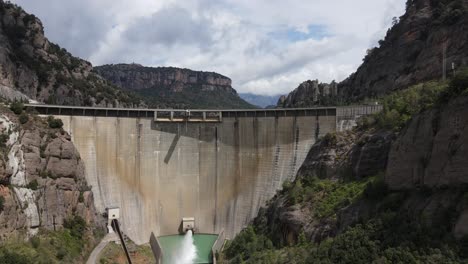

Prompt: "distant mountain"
[239,93,281,108]
[94,64,255,109]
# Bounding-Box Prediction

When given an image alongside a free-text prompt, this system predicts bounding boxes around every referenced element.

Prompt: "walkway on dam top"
[24,103,382,122]
[25,103,338,118]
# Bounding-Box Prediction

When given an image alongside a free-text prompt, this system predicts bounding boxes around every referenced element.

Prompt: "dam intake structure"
[26,104,382,245]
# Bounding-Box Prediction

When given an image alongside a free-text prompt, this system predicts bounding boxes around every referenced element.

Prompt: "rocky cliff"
[0,1,140,107]
[277,80,338,108]
[0,106,103,241]
[279,0,468,107]
[339,0,468,101]
[94,63,254,109]
[386,95,468,189]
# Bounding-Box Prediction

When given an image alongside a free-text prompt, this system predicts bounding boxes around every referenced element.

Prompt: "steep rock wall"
[0,112,101,240]
[386,95,468,189]
[56,114,336,244]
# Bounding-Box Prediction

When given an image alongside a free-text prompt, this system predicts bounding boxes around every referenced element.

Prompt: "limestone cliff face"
[0,110,102,240]
[94,64,254,109]
[0,2,140,107]
[95,64,233,92]
[279,0,468,107]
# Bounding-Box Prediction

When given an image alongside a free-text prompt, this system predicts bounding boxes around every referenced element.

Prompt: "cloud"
[123,6,214,49]
[11,0,406,96]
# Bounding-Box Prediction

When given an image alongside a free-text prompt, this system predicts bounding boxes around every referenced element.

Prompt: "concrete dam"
[28,104,381,245]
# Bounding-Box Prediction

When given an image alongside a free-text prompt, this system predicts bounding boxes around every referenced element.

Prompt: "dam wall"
[48,109,336,244]
[336,105,383,131]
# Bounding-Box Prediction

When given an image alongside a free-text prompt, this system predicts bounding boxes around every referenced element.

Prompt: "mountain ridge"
[94,63,255,109]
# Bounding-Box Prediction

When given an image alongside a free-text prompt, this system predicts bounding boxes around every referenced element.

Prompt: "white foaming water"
[171,230,197,264]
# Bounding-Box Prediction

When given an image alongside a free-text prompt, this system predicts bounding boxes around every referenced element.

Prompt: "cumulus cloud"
[11,0,406,96]
[124,6,214,49]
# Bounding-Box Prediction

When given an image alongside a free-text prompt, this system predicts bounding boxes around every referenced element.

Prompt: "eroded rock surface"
[0,111,102,240]
[386,95,468,189]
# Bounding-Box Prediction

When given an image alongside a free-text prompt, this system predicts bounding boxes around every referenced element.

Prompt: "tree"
[47,116,63,129]
[10,101,24,115]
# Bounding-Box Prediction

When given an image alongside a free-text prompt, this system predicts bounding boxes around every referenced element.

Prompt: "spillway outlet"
[181,217,195,233]
[106,207,120,234]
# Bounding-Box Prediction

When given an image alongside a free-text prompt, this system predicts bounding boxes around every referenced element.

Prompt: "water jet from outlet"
[170,230,197,264]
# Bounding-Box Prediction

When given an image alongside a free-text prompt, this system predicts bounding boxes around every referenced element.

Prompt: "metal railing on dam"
[25,103,337,119]
[24,103,380,245]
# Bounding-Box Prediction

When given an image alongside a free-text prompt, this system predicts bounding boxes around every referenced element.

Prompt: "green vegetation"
[439,67,468,103]
[29,237,40,249]
[224,185,467,264]
[47,116,63,129]
[359,81,447,131]
[78,192,84,203]
[26,179,38,190]
[39,170,55,179]
[282,176,378,218]
[0,134,9,148]
[18,113,28,124]
[10,101,24,115]
[431,0,467,26]
[359,68,468,132]
[321,132,337,147]
[63,216,86,240]
[0,195,5,213]
[0,219,92,264]
[224,226,274,263]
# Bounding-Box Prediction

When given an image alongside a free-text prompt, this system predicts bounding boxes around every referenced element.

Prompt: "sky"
[12,0,405,96]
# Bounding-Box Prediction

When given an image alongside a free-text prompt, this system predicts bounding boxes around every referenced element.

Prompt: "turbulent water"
[170,230,197,264]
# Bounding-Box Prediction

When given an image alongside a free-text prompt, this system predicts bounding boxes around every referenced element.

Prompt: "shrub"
[19,113,28,124]
[363,175,388,200]
[39,170,53,178]
[56,247,67,260]
[0,195,5,212]
[30,236,40,249]
[0,134,9,148]
[63,216,86,239]
[10,101,24,115]
[27,179,38,190]
[39,145,46,158]
[47,116,63,129]
[322,132,337,147]
[78,192,84,203]
[439,68,468,103]
[0,249,32,264]
[359,81,446,131]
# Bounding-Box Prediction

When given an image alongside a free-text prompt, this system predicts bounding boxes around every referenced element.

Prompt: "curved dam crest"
[32,105,381,245]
